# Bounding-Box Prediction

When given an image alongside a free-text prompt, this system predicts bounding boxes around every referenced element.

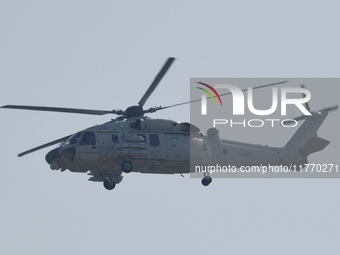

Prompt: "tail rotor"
[282,85,338,126]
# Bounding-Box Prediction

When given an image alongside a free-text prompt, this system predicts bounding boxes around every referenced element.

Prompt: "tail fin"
[284,112,330,161]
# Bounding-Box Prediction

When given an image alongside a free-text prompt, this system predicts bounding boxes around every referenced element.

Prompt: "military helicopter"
[1,58,338,190]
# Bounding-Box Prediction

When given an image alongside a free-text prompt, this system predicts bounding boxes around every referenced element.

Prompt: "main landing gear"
[103,178,116,190]
[101,161,132,190]
[102,173,123,190]
[121,161,133,173]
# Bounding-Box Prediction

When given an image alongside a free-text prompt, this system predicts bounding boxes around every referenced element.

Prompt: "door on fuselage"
[165,134,189,161]
[77,131,99,162]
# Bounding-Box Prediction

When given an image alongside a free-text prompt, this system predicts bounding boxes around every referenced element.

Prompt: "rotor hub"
[124,105,144,118]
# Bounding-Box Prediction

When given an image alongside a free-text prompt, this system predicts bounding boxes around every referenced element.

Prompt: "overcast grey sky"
[1,1,340,255]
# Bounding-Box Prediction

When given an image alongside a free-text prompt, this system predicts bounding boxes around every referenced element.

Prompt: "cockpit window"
[65,132,81,145]
[80,131,96,145]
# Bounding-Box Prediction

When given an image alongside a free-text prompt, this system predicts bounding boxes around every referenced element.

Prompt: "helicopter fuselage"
[45,116,301,178]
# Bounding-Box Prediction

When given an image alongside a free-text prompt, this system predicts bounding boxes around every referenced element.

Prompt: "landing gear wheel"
[121,161,133,173]
[201,176,212,186]
[103,179,116,190]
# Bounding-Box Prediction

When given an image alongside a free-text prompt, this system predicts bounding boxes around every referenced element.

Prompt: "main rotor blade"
[1,105,117,115]
[159,80,288,110]
[18,135,72,157]
[138,57,175,107]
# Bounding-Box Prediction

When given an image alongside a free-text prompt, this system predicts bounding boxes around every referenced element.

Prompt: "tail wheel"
[201,176,212,186]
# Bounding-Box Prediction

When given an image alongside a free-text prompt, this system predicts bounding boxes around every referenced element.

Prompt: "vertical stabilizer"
[285,111,328,152]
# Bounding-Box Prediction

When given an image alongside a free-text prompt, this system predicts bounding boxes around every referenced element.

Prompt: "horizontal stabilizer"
[285,112,328,151]
[301,136,330,154]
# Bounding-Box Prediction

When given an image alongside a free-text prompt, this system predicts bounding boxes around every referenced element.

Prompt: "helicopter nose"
[45,148,61,164]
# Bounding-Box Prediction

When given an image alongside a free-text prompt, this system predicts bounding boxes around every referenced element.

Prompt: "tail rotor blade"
[300,84,311,111]
[282,120,297,125]
[293,115,308,122]
[321,105,338,112]
[282,115,306,125]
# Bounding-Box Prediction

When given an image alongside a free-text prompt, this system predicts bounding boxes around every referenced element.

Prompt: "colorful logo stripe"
[196,82,223,106]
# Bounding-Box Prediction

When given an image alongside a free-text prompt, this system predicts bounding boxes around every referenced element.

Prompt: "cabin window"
[149,134,160,147]
[80,131,96,145]
[223,149,228,154]
[112,135,119,143]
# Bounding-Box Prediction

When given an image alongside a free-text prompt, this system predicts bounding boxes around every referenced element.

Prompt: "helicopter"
[1,58,338,190]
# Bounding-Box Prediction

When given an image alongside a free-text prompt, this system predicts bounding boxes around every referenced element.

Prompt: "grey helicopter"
[1,58,338,190]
